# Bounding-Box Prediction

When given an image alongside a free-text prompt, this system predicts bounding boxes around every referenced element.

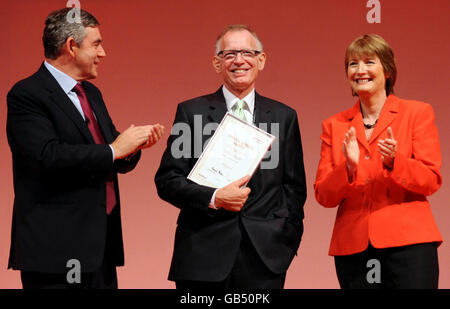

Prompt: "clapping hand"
[342,126,359,178]
[378,126,397,170]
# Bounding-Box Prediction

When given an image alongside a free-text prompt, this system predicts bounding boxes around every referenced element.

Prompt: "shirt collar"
[222,85,255,114]
[44,61,78,94]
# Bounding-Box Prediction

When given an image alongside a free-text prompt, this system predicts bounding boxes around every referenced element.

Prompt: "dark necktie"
[73,83,117,214]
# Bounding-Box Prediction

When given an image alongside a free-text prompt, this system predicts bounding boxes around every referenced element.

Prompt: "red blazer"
[314,95,442,256]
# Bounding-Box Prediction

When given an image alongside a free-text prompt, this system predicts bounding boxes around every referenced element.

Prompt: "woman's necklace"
[360,103,380,130]
[363,119,378,129]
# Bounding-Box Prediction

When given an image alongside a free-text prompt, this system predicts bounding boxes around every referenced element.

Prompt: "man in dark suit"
[155,25,306,289]
[6,8,164,289]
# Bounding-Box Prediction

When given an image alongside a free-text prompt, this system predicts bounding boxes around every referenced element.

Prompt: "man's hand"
[139,124,165,150]
[111,124,164,159]
[214,175,251,212]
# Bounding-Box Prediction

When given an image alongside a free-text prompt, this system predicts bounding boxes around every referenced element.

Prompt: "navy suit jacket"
[155,88,307,281]
[7,63,140,273]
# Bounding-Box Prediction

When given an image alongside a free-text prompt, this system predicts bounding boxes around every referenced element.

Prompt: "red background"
[0,0,449,288]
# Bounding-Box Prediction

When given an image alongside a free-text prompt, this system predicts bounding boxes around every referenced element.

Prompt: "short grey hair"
[43,8,99,59]
[215,24,264,55]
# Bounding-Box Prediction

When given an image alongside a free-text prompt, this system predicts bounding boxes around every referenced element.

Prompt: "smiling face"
[72,26,106,80]
[212,29,266,98]
[347,54,387,98]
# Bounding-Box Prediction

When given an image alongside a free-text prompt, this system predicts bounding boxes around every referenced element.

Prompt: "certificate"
[187,112,275,188]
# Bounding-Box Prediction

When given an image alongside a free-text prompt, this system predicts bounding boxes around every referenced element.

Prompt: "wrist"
[208,189,221,210]
[346,162,357,182]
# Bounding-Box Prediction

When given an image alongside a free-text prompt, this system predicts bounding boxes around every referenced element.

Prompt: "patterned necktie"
[234,100,247,121]
[73,83,117,215]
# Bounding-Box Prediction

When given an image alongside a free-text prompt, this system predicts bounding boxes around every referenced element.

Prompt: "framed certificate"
[187,112,275,188]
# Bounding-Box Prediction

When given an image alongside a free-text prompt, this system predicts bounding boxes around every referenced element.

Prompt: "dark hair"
[43,8,99,59]
[345,34,397,96]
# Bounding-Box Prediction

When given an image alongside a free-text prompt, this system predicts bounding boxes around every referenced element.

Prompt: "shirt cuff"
[109,145,115,162]
[208,189,219,210]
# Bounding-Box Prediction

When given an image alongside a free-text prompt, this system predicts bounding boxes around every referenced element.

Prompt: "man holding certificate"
[155,25,306,289]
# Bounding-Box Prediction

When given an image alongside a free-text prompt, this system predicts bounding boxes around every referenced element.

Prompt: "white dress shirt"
[209,85,256,209]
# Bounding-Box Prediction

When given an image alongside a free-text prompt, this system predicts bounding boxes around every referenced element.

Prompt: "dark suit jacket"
[6,63,140,273]
[155,88,306,281]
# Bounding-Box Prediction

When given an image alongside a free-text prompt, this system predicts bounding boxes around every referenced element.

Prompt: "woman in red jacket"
[314,34,442,289]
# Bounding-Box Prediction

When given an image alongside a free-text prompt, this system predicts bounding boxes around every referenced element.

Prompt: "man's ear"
[257,52,267,71]
[212,56,222,73]
[63,37,78,58]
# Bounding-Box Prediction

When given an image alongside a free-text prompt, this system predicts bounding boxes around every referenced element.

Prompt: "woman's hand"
[342,126,359,179]
[378,126,397,170]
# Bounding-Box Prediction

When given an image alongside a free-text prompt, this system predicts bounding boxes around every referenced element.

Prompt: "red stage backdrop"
[0,0,448,288]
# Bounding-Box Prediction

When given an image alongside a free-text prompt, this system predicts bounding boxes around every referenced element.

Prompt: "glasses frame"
[216,49,262,60]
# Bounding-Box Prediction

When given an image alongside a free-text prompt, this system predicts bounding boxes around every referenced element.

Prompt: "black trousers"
[334,242,439,289]
[20,259,117,289]
[176,228,286,289]
[21,214,118,289]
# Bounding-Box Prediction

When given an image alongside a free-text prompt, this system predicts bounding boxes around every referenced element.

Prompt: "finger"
[157,125,165,138]
[149,127,158,141]
[241,187,251,197]
[378,146,393,159]
[387,126,394,140]
[379,140,396,152]
[383,139,396,147]
[377,142,393,155]
[342,141,348,157]
[151,125,161,139]
[349,126,356,137]
[228,205,243,212]
[344,132,351,146]
[378,148,391,158]
[235,175,251,187]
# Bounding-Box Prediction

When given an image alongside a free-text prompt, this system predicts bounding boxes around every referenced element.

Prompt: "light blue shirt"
[44,61,85,119]
[44,61,115,160]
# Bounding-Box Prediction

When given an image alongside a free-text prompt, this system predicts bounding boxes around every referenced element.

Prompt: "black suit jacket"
[6,63,140,273]
[155,88,306,281]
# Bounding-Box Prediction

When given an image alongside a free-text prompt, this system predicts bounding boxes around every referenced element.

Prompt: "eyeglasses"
[216,49,262,61]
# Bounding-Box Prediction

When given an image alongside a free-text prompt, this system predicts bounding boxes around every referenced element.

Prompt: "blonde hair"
[345,34,397,96]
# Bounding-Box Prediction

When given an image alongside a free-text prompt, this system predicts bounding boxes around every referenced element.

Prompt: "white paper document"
[187,112,275,188]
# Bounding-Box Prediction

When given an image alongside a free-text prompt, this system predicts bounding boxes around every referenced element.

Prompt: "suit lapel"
[248,93,272,187]
[39,64,95,143]
[347,95,399,150]
[348,102,371,152]
[205,88,228,124]
[367,95,398,144]
[254,92,271,126]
